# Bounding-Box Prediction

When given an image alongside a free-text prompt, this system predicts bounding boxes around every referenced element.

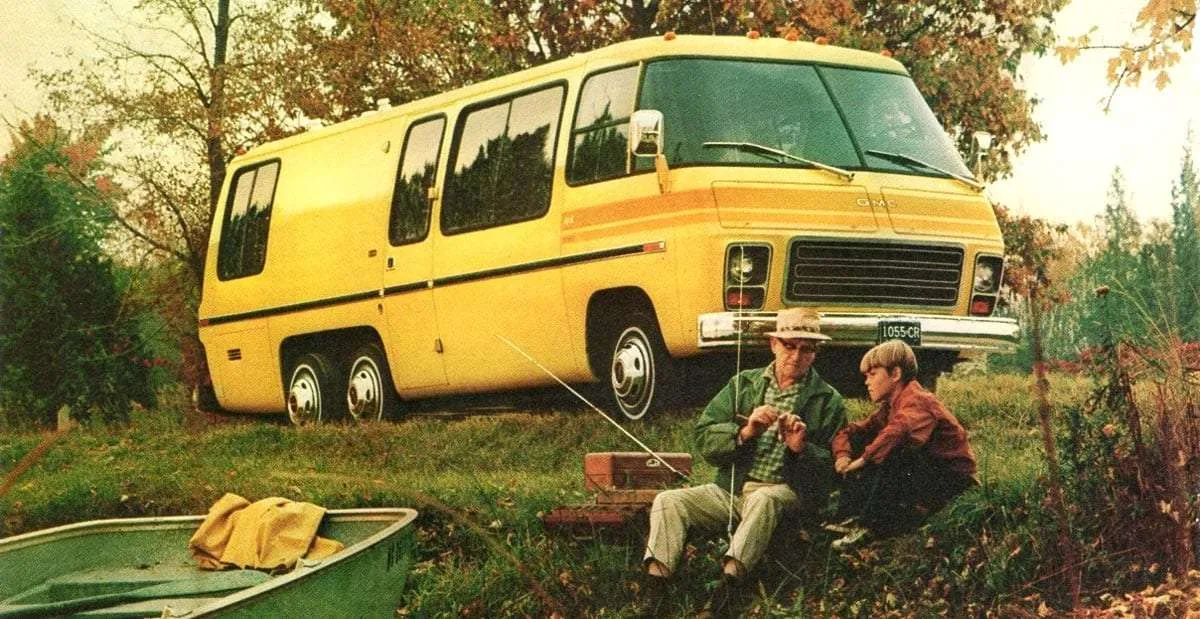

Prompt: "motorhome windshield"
[638,58,972,179]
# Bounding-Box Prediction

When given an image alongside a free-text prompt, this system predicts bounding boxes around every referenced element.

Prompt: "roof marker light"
[786,32,799,42]
[815,36,829,45]
[664,31,676,41]
[747,30,760,39]
[881,49,893,57]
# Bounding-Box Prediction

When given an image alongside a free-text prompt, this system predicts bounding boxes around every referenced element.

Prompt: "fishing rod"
[496,334,690,482]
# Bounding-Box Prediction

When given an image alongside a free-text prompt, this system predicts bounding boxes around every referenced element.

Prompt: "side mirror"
[629,110,664,157]
[972,131,994,152]
[972,131,993,179]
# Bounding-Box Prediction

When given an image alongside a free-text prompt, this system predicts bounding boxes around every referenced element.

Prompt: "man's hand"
[834,456,852,474]
[739,405,779,442]
[778,413,807,452]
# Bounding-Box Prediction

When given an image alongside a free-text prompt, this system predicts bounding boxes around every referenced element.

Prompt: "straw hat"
[766,307,830,341]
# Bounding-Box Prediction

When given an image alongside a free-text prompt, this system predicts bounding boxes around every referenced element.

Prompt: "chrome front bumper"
[698,311,1020,353]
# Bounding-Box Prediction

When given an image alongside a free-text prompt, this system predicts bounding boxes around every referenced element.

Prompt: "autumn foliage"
[0,117,154,426]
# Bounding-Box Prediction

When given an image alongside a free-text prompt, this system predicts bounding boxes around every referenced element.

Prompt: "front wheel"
[286,352,344,426]
[345,343,399,422]
[607,313,674,421]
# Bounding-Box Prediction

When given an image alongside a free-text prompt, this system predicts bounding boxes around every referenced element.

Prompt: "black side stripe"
[202,241,663,327]
[203,289,381,326]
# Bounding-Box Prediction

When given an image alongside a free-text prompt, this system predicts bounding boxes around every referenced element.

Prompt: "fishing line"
[727,246,749,545]
[496,334,690,482]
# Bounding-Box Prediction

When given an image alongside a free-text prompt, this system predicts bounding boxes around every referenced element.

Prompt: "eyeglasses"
[776,339,820,354]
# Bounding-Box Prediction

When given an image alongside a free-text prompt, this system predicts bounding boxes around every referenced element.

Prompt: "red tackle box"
[583,452,692,491]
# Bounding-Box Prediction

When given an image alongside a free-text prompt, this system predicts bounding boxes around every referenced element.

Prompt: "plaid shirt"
[744,363,804,484]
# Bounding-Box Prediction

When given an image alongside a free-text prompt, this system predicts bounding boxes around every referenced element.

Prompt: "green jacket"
[695,366,847,515]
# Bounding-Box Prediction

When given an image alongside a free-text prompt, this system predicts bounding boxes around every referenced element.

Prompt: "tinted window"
[568,66,638,184]
[442,85,564,234]
[390,116,444,245]
[217,161,278,280]
[638,59,859,170]
[821,67,972,178]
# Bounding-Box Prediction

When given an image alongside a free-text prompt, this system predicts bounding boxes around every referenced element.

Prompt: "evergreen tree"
[1062,168,1149,351]
[1102,168,1142,257]
[1170,131,1200,340]
[0,117,153,426]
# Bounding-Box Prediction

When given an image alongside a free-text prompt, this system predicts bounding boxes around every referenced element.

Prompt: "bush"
[0,117,154,427]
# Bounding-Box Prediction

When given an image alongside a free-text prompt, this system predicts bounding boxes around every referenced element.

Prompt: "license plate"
[878,320,922,346]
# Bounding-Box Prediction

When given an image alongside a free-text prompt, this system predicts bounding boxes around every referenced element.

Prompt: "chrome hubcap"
[347,357,383,421]
[288,368,320,425]
[611,328,653,418]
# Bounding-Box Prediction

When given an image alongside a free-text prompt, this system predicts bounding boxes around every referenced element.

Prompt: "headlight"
[724,244,770,310]
[725,245,769,287]
[728,254,756,285]
[972,256,1003,294]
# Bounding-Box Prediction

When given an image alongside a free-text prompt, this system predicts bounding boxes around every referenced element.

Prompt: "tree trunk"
[629,0,659,37]
[206,0,230,224]
[1029,280,1081,607]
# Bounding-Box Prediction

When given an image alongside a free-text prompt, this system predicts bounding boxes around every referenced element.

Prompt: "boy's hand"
[834,456,852,474]
[842,457,867,475]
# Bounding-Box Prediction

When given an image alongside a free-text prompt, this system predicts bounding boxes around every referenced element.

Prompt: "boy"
[828,339,976,548]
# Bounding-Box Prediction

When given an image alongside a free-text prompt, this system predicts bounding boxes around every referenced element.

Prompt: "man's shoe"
[629,574,669,617]
[821,517,858,534]
[831,526,870,550]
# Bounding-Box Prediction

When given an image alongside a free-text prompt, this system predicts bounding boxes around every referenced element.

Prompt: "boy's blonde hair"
[859,339,919,382]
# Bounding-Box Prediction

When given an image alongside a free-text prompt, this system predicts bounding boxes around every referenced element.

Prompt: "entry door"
[381,116,448,390]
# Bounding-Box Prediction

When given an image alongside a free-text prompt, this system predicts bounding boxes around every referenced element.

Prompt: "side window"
[442,85,564,234]
[217,161,279,280]
[567,66,638,184]
[390,116,445,245]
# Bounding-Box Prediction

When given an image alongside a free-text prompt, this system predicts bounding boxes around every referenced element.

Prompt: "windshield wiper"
[703,141,855,182]
[864,149,983,191]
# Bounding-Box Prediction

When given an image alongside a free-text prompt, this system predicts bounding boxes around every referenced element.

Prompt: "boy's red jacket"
[832,380,976,477]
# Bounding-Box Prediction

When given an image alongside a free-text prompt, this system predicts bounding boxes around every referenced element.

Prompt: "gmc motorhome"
[198,34,1018,424]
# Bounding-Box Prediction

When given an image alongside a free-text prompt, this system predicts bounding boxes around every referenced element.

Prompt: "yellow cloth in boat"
[188,493,345,571]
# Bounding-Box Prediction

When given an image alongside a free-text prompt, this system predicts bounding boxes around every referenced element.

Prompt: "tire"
[286,352,345,426]
[606,312,674,421]
[916,351,957,393]
[345,343,399,422]
[192,381,222,413]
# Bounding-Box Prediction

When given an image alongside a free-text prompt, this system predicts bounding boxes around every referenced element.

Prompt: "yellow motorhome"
[198,34,1018,424]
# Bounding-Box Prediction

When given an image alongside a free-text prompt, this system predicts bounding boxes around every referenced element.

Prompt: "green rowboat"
[0,508,418,617]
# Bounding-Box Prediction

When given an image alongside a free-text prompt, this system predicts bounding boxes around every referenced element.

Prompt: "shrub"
[0,117,154,427]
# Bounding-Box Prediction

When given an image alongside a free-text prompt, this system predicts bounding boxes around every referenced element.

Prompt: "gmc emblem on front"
[856,198,898,208]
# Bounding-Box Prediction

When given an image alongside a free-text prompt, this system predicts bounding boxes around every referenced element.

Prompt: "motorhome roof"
[234,34,908,161]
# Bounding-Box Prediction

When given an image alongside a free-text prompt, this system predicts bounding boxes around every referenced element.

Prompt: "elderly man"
[635,308,847,616]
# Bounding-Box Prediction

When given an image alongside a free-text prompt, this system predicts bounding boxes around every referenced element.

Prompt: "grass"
[0,372,1103,616]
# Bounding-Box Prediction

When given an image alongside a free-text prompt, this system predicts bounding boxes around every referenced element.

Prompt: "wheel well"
[585,287,657,379]
[279,327,383,391]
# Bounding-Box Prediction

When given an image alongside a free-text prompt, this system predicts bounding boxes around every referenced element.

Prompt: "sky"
[1,0,1197,227]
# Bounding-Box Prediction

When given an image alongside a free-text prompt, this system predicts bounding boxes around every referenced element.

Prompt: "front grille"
[785,239,963,306]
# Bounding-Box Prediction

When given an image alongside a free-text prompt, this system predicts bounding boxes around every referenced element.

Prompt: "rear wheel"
[345,343,399,422]
[916,351,958,393]
[192,381,221,413]
[607,313,674,421]
[286,352,344,426]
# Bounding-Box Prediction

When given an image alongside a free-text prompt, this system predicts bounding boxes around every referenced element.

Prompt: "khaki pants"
[643,481,800,576]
